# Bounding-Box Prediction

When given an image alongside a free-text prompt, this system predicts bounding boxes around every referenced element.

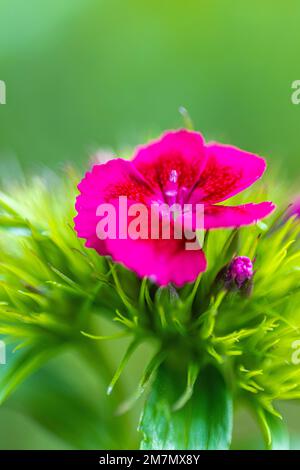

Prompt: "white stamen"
[169,169,178,183]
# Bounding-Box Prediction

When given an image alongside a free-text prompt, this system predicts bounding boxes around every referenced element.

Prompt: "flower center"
[164,169,179,205]
[163,169,189,207]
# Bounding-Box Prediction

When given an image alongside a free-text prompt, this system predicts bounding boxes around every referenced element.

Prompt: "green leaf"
[139,364,233,450]
[257,407,289,450]
[107,340,139,395]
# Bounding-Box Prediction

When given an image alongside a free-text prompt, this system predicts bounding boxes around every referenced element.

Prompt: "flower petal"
[76,158,154,205]
[74,158,155,255]
[203,202,275,229]
[105,237,207,287]
[190,143,267,204]
[133,129,207,193]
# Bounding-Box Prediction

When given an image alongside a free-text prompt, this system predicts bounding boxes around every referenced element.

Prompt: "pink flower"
[74,130,275,286]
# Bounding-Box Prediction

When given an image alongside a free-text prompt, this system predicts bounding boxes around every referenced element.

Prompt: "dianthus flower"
[75,130,274,286]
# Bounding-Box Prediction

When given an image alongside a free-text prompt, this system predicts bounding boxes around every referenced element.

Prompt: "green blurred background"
[0,0,300,449]
[1,0,300,176]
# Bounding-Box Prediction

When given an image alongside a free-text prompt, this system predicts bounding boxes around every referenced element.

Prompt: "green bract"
[0,168,299,449]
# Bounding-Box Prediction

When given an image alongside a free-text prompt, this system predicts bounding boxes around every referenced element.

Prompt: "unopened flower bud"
[214,256,254,297]
[226,256,253,289]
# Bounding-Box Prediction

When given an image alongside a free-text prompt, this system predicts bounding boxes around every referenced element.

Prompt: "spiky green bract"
[0,168,299,449]
[0,170,125,399]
